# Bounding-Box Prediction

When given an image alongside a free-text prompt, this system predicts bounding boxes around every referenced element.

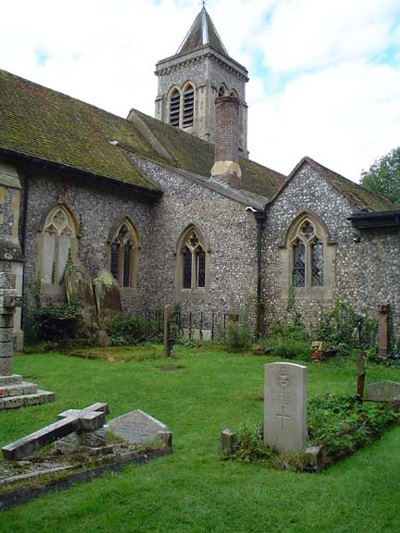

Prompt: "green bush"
[30,303,82,343]
[106,314,161,346]
[264,323,310,360]
[315,300,377,352]
[224,316,252,352]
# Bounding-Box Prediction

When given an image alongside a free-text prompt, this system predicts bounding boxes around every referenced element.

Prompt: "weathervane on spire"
[201,0,208,7]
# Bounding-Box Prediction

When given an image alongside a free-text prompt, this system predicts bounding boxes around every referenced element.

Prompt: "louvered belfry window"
[169,89,180,127]
[183,85,194,127]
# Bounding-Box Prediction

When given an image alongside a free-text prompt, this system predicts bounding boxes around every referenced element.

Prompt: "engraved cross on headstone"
[2,402,109,461]
[276,405,289,430]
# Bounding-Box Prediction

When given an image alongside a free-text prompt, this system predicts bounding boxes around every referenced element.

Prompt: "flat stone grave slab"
[366,381,400,402]
[107,409,172,446]
[264,362,307,453]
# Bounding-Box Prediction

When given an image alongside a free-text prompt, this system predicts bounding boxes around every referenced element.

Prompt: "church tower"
[155,6,249,157]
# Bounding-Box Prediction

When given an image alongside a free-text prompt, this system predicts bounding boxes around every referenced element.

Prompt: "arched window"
[169,88,180,127]
[279,212,335,300]
[291,220,324,287]
[183,84,194,127]
[177,227,208,291]
[169,83,195,129]
[218,84,227,97]
[108,218,140,288]
[39,205,78,286]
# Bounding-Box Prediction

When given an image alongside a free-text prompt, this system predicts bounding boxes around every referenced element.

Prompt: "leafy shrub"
[221,423,277,464]
[30,303,82,343]
[264,323,310,360]
[106,314,161,346]
[224,315,252,352]
[315,300,377,353]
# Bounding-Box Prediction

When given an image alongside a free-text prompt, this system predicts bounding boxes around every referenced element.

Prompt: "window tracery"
[40,205,77,285]
[178,227,207,290]
[109,219,139,288]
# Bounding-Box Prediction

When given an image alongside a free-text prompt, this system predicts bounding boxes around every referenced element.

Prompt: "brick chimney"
[210,96,241,189]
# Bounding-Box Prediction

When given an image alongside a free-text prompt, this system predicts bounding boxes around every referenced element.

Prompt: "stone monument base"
[0,374,54,410]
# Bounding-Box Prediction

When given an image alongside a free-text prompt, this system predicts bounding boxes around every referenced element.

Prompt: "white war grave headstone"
[264,362,307,453]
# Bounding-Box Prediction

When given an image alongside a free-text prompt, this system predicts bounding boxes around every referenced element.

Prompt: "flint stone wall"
[20,157,258,328]
[263,165,400,338]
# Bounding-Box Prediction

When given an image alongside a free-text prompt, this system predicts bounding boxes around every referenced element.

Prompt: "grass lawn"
[1,346,400,532]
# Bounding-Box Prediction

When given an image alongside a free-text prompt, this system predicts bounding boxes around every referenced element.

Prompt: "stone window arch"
[229,89,238,97]
[279,212,335,299]
[176,225,209,292]
[38,204,78,287]
[218,83,228,97]
[108,218,140,288]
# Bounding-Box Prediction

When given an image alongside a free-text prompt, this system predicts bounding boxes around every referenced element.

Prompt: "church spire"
[177,6,228,57]
[154,5,249,156]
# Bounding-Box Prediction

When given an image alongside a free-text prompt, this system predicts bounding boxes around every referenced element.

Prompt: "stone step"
[0,390,55,410]
[0,374,23,386]
[0,382,38,398]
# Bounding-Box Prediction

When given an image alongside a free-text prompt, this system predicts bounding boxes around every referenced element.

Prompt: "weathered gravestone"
[107,409,172,447]
[2,403,109,460]
[264,362,307,453]
[365,381,400,402]
[64,264,97,329]
[0,272,54,409]
[93,270,122,326]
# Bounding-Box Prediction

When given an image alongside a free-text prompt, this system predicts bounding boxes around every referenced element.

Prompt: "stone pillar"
[0,272,17,376]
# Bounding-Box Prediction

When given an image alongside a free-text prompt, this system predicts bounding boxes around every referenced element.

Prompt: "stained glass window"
[180,229,207,290]
[109,220,138,288]
[291,218,325,288]
[293,240,305,286]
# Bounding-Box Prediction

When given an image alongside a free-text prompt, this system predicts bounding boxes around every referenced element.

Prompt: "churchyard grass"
[1,346,399,532]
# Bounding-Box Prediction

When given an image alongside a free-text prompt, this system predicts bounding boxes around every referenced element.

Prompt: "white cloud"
[1,0,399,182]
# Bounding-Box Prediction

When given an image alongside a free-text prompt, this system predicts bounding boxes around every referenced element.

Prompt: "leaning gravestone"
[64,264,97,329]
[92,270,122,325]
[107,409,172,447]
[264,362,307,453]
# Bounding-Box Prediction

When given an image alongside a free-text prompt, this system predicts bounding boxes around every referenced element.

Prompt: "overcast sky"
[1,0,399,181]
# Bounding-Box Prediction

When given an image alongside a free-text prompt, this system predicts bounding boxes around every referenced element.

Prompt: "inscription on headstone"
[107,409,172,446]
[264,362,307,453]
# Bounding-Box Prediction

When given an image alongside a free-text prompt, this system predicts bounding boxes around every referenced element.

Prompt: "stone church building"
[0,6,399,347]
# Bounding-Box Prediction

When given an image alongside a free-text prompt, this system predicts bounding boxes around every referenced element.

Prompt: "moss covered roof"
[0,69,161,191]
[274,156,394,212]
[134,110,286,198]
[0,69,284,200]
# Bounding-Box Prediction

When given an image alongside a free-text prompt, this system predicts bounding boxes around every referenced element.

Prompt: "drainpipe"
[254,210,266,338]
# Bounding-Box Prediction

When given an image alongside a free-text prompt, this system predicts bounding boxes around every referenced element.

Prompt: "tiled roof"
[177,7,228,56]
[0,69,285,200]
[133,110,286,198]
[272,156,395,212]
[0,70,161,192]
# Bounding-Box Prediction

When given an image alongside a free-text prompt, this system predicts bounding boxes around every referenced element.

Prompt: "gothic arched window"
[291,220,324,287]
[109,219,140,288]
[177,227,208,291]
[40,205,78,286]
